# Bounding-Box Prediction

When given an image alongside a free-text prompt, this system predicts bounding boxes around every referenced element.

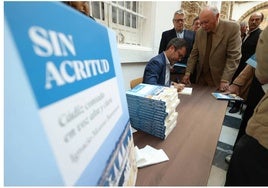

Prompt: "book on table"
[211,92,244,101]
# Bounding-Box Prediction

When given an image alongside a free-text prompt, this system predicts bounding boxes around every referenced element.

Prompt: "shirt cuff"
[185,72,191,76]
[232,82,242,87]
[220,79,229,83]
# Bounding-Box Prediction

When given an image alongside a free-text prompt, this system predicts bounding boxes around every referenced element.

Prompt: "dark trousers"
[233,104,254,148]
[225,134,268,186]
[233,76,265,149]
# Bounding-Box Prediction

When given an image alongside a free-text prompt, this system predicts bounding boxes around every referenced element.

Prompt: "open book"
[211,92,244,101]
[135,145,169,168]
[178,87,193,95]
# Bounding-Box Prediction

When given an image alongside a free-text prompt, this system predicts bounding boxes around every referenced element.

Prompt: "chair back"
[130,77,143,89]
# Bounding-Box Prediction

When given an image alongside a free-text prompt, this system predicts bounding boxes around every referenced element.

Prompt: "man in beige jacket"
[225,25,268,185]
[182,5,241,91]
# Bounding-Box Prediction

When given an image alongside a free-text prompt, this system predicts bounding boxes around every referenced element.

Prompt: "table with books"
[131,84,228,186]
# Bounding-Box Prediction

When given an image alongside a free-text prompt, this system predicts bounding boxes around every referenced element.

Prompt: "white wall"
[231,1,263,21]
[120,62,147,90]
[153,1,182,53]
[119,1,181,90]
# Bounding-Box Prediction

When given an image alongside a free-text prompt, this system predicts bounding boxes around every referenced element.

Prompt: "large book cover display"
[4,2,137,186]
[126,83,180,139]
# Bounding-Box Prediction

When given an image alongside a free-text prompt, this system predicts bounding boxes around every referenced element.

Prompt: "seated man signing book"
[143,38,187,92]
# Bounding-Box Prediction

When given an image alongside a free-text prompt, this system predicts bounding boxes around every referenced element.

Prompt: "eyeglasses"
[173,19,184,23]
[176,51,185,60]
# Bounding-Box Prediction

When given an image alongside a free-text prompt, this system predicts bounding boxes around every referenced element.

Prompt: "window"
[91,1,105,21]
[89,1,145,45]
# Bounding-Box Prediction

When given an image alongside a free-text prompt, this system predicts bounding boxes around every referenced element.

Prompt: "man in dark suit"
[229,12,264,113]
[158,9,195,80]
[234,12,263,79]
[143,38,187,90]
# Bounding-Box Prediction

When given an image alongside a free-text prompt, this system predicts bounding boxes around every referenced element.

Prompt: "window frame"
[89,1,145,45]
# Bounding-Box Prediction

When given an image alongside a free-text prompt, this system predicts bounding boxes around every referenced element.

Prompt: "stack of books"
[126,83,180,139]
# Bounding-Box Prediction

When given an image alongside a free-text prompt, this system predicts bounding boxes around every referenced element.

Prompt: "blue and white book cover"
[126,83,178,140]
[211,92,244,101]
[4,2,137,186]
[126,83,167,99]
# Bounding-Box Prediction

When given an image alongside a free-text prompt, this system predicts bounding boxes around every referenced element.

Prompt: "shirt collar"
[176,30,184,38]
[248,27,259,35]
[163,52,171,66]
[176,29,184,33]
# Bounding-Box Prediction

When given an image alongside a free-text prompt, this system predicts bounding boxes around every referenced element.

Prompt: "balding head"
[248,12,264,31]
[200,5,219,16]
[199,5,220,33]
[249,12,264,22]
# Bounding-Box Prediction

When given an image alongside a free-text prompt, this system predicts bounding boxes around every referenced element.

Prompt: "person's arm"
[143,60,164,85]
[227,64,254,95]
[255,26,268,84]
[221,22,242,84]
[219,22,242,91]
[233,65,255,86]
[182,33,199,85]
[171,82,185,92]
